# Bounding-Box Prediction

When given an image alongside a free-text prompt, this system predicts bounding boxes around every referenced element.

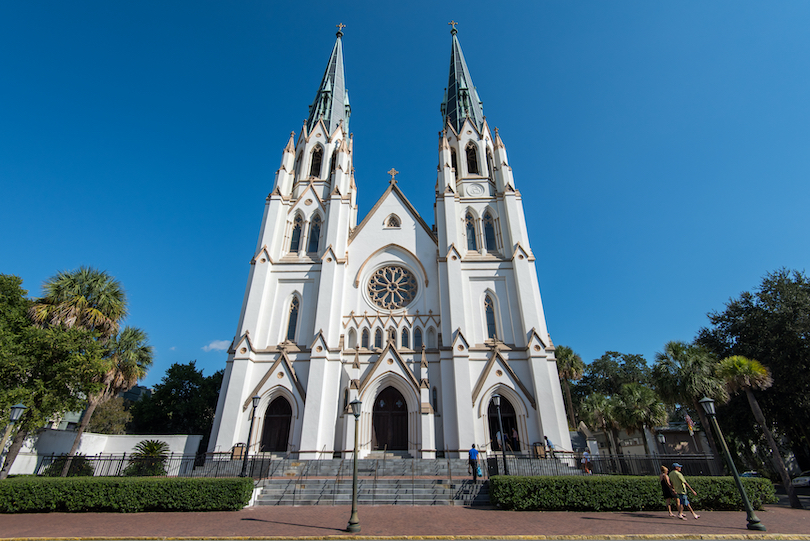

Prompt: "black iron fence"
[34,451,722,478]
[486,452,722,477]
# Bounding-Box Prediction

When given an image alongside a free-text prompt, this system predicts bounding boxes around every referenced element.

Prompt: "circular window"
[367,265,418,310]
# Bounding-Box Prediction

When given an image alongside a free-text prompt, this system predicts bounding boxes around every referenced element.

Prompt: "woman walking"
[660,465,678,517]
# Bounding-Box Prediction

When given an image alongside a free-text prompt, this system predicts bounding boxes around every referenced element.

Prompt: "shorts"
[677,493,690,507]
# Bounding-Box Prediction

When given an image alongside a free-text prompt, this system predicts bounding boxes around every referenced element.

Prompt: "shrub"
[123,439,170,477]
[489,475,777,511]
[41,455,95,477]
[0,477,254,513]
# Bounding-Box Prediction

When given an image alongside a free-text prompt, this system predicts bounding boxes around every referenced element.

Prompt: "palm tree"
[61,326,153,476]
[30,266,127,340]
[579,393,620,456]
[717,355,804,509]
[652,341,727,461]
[614,383,668,455]
[555,345,585,428]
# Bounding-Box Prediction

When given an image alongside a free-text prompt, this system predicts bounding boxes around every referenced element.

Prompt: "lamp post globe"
[699,397,765,531]
[347,399,362,533]
[1,404,27,471]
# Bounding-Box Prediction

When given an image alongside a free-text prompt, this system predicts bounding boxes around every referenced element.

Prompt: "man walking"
[670,462,700,519]
[468,444,481,482]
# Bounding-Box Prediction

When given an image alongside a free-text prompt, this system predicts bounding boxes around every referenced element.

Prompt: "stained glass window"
[289,214,303,253]
[367,265,418,310]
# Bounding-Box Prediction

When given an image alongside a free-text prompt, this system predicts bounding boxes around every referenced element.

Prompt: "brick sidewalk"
[0,505,808,539]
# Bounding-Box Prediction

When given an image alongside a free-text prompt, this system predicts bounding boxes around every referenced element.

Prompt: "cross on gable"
[387,168,399,183]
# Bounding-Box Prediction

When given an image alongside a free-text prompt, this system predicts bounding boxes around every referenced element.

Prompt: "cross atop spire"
[448,20,458,34]
[306,30,351,134]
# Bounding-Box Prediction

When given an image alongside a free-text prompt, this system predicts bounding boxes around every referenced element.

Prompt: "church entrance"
[372,386,408,451]
[488,396,520,453]
[260,397,292,452]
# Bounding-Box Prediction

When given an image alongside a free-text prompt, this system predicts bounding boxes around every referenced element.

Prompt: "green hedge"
[490,475,777,511]
[0,477,254,513]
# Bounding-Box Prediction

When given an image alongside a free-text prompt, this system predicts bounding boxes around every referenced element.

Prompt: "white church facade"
[208,26,572,460]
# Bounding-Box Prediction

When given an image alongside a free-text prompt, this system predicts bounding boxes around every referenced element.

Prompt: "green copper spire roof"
[441,24,484,133]
[306,27,351,134]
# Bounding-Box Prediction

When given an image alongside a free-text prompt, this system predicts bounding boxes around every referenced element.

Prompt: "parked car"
[741,471,762,478]
[791,471,810,487]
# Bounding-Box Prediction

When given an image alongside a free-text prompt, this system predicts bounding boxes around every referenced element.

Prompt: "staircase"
[255,477,489,506]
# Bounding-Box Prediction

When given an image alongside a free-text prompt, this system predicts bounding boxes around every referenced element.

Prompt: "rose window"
[367,265,418,310]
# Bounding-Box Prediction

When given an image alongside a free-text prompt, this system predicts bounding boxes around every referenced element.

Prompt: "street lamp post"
[240,395,262,478]
[492,395,509,475]
[699,397,765,531]
[347,399,362,533]
[0,404,27,469]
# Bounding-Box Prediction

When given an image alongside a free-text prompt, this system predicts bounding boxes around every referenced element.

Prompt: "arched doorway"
[260,397,292,452]
[372,386,408,450]
[488,395,519,453]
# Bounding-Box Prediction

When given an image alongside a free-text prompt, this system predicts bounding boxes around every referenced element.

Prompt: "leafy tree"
[555,345,584,428]
[60,326,152,476]
[130,361,223,453]
[652,341,728,460]
[87,396,132,435]
[28,267,152,476]
[579,393,620,455]
[697,269,810,469]
[0,275,107,479]
[613,383,668,455]
[123,439,170,476]
[717,355,803,509]
[571,351,651,416]
[29,266,127,340]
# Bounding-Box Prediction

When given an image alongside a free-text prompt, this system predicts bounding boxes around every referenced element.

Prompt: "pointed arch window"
[307,214,322,253]
[289,214,303,253]
[329,151,337,178]
[361,329,370,349]
[348,328,357,349]
[309,146,323,178]
[485,295,497,340]
[483,212,497,251]
[465,213,478,252]
[466,143,479,175]
[386,214,400,228]
[286,297,300,341]
[414,328,423,350]
[401,328,410,349]
[374,328,383,349]
[388,328,397,345]
[295,151,303,182]
[450,148,458,175]
[427,328,436,348]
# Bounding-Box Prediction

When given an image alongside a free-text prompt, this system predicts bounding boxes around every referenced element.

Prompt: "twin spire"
[305,23,484,135]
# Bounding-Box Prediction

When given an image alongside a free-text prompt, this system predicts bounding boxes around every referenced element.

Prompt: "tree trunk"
[61,396,100,477]
[745,388,804,509]
[692,398,724,473]
[0,428,29,479]
[563,379,577,429]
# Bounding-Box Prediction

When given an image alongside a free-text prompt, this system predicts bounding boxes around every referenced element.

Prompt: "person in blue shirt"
[468,444,481,481]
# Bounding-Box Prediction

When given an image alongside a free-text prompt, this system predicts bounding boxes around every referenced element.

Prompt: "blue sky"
[2,2,808,387]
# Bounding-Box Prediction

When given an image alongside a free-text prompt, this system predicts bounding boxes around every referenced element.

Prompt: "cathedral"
[208,25,572,460]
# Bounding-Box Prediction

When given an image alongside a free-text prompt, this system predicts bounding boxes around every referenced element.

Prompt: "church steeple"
[306,25,351,135]
[441,22,484,134]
